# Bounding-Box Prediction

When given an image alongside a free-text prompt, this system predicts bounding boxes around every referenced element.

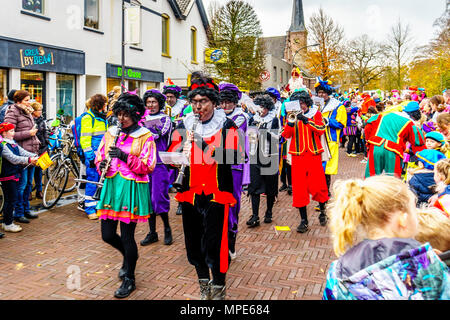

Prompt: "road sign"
[260,70,270,82]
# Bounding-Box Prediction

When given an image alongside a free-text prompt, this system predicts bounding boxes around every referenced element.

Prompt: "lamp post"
[290,43,319,72]
[313,59,336,79]
[121,0,125,93]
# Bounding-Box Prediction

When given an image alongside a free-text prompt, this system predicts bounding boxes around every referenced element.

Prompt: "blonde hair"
[435,158,450,185]
[328,175,416,256]
[85,98,91,110]
[416,207,450,252]
[31,101,42,111]
[437,113,450,129]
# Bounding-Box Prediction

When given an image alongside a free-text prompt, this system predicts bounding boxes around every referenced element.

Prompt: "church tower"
[284,0,308,69]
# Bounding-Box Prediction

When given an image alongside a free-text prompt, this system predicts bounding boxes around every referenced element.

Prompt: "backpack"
[71,112,95,162]
[0,103,12,123]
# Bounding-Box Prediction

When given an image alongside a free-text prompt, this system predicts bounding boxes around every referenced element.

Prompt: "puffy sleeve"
[127,133,156,175]
[328,105,347,130]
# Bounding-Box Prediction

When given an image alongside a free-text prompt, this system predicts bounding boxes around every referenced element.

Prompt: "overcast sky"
[202,0,446,47]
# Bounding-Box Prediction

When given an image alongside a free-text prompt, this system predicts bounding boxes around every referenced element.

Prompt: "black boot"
[264,210,272,223]
[287,186,292,195]
[297,219,309,233]
[246,215,260,228]
[176,204,182,215]
[164,227,173,245]
[118,261,127,280]
[140,232,158,246]
[279,184,288,192]
[319,202,328,226]
[114,277,136,299]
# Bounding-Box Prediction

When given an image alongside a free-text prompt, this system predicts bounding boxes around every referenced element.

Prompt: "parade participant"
[4,90,40,223]
[323,175,450,300]
[315,78,347,195]
[167,75,244,300]
[342,100,360,157]
[365,101,425,178]
[281,90,329,233]
[246,95,280,228]
[218,82,249,260]
[163,84,186,120]
[95,93,156,299]
[0,122,38,233]
[140,89,173,246]
[265,87,282,117]
[80,94,108,220]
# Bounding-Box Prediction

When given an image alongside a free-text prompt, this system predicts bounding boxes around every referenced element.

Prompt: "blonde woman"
[323,175,450,300]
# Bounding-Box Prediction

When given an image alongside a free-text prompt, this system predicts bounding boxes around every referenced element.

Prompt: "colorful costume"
[80,109,108,215]
[95,126,156,223]
[323,239,450,300]
[281,105,329,208]
[365,112,425,178]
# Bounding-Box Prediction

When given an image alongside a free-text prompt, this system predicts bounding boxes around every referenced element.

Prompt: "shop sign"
[106,63,163,83]
[20,46,54,68]
[117,67,142,80]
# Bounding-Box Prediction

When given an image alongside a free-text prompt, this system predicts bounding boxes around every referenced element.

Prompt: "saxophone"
[172,114,200,192]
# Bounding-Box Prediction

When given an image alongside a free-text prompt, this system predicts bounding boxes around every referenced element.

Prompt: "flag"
[36,152,54,171]
[205,48,227,64]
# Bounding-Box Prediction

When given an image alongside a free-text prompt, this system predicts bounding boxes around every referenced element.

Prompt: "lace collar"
[253,109,277,124]
[321,97,341,114]
[304,105,318,119]
[183,109,227,138]
[226,107,245,120]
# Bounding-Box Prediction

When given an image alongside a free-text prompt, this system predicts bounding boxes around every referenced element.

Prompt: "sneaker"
[2,223,22,232]
[87,213,98,220]
[199,279,211,300]
[210,283,226,300]
[319,213,328,226]
[77,202,85,212]
[114,277,136,299]
[360,158,368,164]
[346,153,353,157]
[140,232,158,246]
[296,220,309,233]
[24,212,38,219]
[14,217,30,224]
[246,216,260,228]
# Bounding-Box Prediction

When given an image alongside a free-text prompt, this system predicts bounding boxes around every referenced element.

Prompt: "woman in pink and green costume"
[95,93,156,299]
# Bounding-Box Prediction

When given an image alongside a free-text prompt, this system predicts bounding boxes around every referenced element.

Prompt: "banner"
[204,48,227,64]
[125,6,141,45]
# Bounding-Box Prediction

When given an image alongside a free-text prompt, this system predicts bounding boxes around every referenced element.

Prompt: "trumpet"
[287,111,302,124]
[165,104,172,118]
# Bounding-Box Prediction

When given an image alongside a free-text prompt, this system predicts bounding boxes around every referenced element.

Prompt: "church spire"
[289,0,305,32]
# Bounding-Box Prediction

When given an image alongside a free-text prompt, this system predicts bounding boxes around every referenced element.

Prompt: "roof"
[289,0,305,32]
[261,36,287,60]
[167,0,209,31]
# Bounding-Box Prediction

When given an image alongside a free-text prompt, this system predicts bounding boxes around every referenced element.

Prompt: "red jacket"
[282,111,326,156]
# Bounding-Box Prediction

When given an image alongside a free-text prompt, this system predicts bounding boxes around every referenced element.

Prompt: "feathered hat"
[314,77,337,95]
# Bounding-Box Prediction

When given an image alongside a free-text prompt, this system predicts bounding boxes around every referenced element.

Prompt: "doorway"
[21,71,46,117]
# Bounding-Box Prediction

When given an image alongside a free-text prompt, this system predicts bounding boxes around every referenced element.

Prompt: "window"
[0,69,8,106]
[273,67,277,83]
[286,70,289,82]
[85,0,100,29]
[22,0,44,14]
[280,68,284,83]
[56,74,76,123]
[162,14,170,57]
[21,71,46,114]
[191,27,197,63]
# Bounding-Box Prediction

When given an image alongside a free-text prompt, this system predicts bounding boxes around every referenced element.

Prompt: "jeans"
[15,166,35,218]
[34,167,43,193]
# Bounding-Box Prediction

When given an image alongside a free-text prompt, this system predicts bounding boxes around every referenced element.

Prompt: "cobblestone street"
[0,149,365,300]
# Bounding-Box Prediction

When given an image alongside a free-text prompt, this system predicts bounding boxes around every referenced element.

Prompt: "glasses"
[190,98,211,107]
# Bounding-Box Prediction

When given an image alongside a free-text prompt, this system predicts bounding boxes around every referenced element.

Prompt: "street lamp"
[291,43,319,72]
[313,59,336,78]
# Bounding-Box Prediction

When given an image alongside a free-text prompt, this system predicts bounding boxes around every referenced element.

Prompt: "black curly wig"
[219,90,240,104]
[162,87,181,98]
[187,74,220,106]
[113,93,145,124]
[315,84,333,95]
[143,90,166,111]
[253,94,275,111]
[290,90,313,107]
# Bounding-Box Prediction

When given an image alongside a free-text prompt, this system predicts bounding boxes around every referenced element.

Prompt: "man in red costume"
[281,90,329,233]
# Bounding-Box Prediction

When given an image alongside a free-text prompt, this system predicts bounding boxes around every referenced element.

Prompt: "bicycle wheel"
[45,153,61,181]
[64,157,80,193]
[43,164,69,209]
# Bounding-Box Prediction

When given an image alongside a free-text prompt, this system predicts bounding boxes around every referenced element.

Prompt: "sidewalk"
[0,148,366,300]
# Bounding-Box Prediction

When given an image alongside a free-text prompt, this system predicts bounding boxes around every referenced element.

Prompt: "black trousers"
[101,219,138,279]
[181,194,227,286]
[2,179,18,225]
[346,135,360,154]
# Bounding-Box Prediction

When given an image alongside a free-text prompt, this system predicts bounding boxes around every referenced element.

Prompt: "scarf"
[16,103,34,115]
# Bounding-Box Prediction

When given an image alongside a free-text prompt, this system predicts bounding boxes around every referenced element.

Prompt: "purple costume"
[227,107,249,233]
[141,112,172,214]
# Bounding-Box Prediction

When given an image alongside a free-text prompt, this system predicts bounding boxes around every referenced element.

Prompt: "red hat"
[0,122,15,134]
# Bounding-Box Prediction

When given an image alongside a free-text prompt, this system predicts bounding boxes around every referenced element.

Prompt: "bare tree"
[306,7,345,81]
[385,19,412,89]
[344,34,386,91]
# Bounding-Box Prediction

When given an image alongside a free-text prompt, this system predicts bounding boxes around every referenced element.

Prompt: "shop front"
[106,63,164,96]
[0,36,85,120]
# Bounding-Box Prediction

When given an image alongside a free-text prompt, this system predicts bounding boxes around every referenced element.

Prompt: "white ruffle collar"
[109,125,150,139]
[321,97,341,114]
[226,107,245,120]
[183,109,227,138]
[252,109,277,124]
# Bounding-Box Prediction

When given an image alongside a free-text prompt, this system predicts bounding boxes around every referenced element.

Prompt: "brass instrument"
[287,111,302,124]
[165,104,172,118]
[172,114,200,192]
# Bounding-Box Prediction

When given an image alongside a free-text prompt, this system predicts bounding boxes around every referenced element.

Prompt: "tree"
[343,34,386,91]
[305,7,345,81]
[206,0,265,91]
[385,19,412,89]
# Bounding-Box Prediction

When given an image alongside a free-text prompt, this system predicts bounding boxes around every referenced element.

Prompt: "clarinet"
[172,114,200,192]
[93,123,123,200]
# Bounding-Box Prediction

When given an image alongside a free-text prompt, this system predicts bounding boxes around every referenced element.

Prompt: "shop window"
[85,0,100,29]
[107,78,121,96]
[0,69,8,106]
[21,71,45,115]
[162,14,170,57]
[22,0,44,14]
[56,74,76,123]
[191,27,197,63]
[128,81,140,94]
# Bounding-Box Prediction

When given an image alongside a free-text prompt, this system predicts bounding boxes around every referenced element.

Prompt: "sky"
[202,0,446,47]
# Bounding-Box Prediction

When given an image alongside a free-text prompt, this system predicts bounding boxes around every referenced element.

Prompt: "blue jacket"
[408,171,435,205]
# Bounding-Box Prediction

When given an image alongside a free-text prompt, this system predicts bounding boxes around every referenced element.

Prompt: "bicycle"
[43,131,81,209]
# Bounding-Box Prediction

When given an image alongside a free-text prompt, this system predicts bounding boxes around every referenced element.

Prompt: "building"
[261,0,315,91]
[0,0,209,122]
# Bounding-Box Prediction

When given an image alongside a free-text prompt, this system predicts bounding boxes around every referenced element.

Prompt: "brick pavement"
[0,149,366,300]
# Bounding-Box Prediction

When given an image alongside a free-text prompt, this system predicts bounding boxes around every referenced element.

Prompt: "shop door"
[21,79,46,117]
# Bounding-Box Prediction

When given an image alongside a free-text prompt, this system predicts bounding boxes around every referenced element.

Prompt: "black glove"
[297,113,309,124]
[99,160,108,171]
[89,159,96,168]
[109,146,128,163]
